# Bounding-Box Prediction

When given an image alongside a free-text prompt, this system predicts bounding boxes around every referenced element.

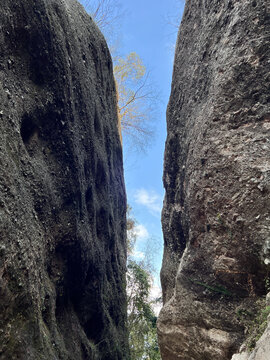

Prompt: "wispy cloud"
[132,250,145,260]
[134,189,163,215]
[133,224,149,240]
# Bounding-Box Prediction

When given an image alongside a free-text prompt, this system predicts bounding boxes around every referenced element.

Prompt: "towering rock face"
[158,0,270,359]
[0,0,128,359]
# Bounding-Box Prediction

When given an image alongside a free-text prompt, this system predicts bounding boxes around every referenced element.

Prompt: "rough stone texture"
[231,320,270,360]
[233,336,270,360]
[0,0,128,359]
[231,293,270,360]
[158,0,270,359]
[232,320,270,360]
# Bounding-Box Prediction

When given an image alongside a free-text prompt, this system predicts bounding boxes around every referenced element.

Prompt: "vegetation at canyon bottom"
[127,206,161,359]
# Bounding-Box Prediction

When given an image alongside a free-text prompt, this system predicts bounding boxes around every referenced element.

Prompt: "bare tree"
[80,1,158,151]
[81,0,122,43]
[114,52,157,151]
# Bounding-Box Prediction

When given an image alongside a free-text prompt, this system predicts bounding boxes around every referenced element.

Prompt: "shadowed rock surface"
[231,293,270,359]
[158,0,270,359]
[0,0,128,359]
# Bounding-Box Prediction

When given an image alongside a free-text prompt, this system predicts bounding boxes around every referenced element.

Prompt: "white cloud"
[150,284,162,300]
[134,189,163,215]
[132,250,145,260]
[134,224,149,240]
[149,283,162,316]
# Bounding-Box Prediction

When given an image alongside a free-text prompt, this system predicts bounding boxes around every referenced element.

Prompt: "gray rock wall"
[0,0,128,359]
[158,0,270,359]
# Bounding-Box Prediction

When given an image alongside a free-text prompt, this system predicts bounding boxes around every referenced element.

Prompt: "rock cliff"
[158,0,270,359]
[0,0,128,359]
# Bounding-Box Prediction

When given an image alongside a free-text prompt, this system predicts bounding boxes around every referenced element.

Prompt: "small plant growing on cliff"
[189,278,232,297]
[236,298,270,352]
[247,304,270,351]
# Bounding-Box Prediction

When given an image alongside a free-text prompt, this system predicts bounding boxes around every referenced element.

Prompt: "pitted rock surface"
[158,0,270,359]
[0,0,128,359]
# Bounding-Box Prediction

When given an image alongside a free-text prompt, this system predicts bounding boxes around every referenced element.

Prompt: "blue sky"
[79,0,185,290]
[118,0,184,284]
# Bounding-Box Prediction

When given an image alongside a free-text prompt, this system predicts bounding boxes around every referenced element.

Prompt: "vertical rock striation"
[0,0,128,359]
[158,0,270,359]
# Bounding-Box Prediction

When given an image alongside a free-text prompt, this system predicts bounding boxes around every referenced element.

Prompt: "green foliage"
[189,278,232,296]
[126,206,161,360]
[236,308,254,321]
[127,204,137,254]
[127,261,161,360]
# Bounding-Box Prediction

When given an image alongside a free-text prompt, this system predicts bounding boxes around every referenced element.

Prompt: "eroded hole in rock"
[82,265,105,343]
[84,152,96,179]
[94,108,101,134]
[49,250,68,317]
[95,159,107,189]
[104,127,112,159]
[96,207,109,239]
[85,187,93,204]
[20,114,38,145]
[51,242,85,318]
[85,186,95,222]
[84,160,90,179]
[107,59,112,72]
[30,59,45,86]
[84,311,104,343]
[42,294,51,326]
[81,342,91,360]
[227,1,234,10]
